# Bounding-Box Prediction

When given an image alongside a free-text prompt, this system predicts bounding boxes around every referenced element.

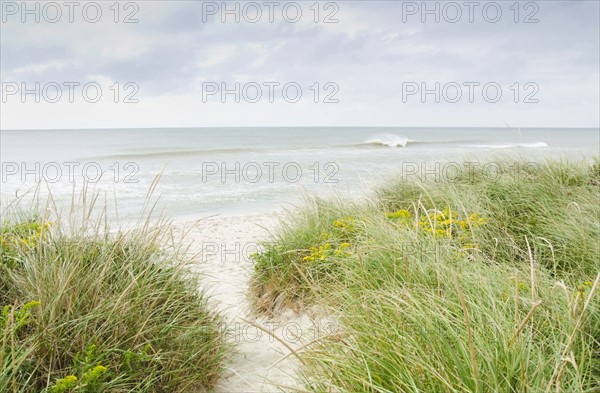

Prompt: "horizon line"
[2,126,600,132]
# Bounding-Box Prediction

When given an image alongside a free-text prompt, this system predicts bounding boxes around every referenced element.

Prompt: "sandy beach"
[178,212,331,393]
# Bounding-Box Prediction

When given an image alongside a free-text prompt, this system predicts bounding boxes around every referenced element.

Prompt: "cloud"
[1,0,598,129]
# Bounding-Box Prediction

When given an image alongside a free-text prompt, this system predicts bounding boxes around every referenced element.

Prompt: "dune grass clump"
[1,199,228,392]
[300,226,599,392]
[250,159,600,392]
[377,159,600,279]
[251,198,368,313]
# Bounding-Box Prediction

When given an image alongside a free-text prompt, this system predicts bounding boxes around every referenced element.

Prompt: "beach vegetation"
[250,159,600,392]
[0,195,228,392]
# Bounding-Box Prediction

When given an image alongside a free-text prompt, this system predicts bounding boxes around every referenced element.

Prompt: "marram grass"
[0,192,228,392]
[251,159,600,392]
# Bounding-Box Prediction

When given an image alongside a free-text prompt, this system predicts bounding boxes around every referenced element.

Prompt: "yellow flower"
[52,375,78,392]
[386,210,411,220]
[577,281,594,292]
[468,213,488,226]
[333,217,355,231]
[333,220,345,228]
[440,219,452,227]
[84,364,108,381]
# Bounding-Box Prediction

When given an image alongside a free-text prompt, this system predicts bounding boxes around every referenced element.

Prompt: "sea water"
[1,127,598,220]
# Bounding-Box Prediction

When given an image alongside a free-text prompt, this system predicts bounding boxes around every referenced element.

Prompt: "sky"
[1,0,599,129]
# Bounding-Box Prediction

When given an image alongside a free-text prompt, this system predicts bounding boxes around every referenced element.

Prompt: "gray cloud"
[1,0,598,128]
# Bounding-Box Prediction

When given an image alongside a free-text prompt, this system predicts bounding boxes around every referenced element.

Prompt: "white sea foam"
[364,134,413,147]
[469,142,549,149]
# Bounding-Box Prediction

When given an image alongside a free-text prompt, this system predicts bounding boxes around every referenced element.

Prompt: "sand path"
[181,213,320,392]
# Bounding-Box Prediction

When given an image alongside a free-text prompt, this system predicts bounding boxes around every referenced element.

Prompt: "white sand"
[177,212,332,393]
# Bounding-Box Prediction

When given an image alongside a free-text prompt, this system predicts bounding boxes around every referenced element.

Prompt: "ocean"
[1,127,598,221]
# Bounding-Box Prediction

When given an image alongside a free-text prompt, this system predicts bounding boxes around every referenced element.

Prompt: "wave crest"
[471,142,549,149]
[364,134,413,148]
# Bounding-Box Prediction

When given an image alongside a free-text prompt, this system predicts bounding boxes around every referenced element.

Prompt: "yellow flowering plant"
[1,220,53,268]
[303,242,352,263]
[51,375,78,393]
[331,217,359,238]
[385,207,488,249]
[385,209,411,220]
[0,300,40,334]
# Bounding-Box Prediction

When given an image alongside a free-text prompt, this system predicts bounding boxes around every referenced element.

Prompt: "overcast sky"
[1,0,599,129]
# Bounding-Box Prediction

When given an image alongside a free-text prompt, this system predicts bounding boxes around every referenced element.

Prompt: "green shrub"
[1,202,228,392]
